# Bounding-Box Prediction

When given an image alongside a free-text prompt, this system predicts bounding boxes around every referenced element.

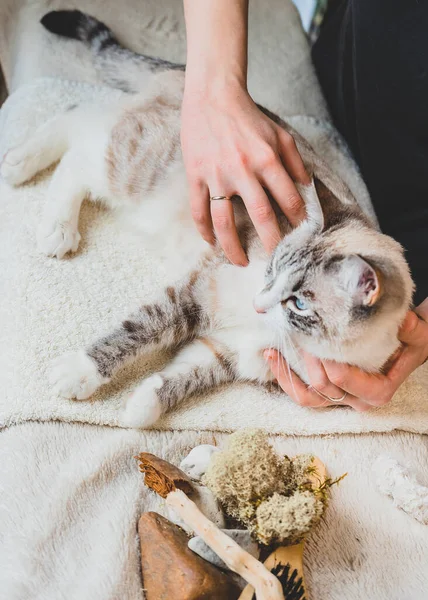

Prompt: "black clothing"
[312,0,428,304]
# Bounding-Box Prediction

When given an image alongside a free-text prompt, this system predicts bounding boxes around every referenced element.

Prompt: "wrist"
[184,70,247,104]
[183,0,249,99]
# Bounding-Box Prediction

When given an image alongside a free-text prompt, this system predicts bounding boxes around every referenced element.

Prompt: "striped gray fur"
[87,272,208,379]
[156,349,236,413]
[41,10,184,93]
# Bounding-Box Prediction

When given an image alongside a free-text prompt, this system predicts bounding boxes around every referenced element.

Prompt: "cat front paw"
[121,374,163,429]
[37,220,81,259]
[49,351,107,400]
[1,146,39,186]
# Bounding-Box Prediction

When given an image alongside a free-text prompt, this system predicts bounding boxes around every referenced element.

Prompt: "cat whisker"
[278,328,304,406]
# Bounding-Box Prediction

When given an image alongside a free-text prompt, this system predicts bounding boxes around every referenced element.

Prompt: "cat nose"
[253,300,266,314]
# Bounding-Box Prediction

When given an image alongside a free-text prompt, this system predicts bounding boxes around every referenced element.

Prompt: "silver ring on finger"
[309,385,348,403]
[210,195,233,202]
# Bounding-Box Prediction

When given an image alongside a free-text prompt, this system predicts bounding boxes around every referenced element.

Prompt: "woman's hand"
[182,0,309,265]
[181,85,309,265]
[264,299,428,412]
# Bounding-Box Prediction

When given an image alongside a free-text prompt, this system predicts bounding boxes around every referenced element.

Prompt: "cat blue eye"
[294,297,307,311]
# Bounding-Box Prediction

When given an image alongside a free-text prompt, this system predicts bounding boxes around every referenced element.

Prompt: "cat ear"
[343,256,381,306]
[297,180,324,231]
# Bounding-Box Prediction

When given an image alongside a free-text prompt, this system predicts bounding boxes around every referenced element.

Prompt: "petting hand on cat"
[182,0,309,266]
[265,299,428,412]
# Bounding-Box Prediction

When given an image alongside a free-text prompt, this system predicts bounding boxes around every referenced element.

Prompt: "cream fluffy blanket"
[0,74,428,437]
[2,423,428,600]
[1,2,428,599]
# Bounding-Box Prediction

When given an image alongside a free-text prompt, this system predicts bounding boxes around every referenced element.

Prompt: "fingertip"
[240,251,250,266]
[262,230,282,254]
[264,349,278,362]
[301,349,317,364]
[321,359,345,380]
[416,298,428,322]
[399,311,419,336]
[229,252,249,267]
[278,129,310,185]
[321,358,334,370]
[296,205,308,224]
[293,169,311,188]
[202,232,215,245]
[354,403,373,413]
[284,197,306,228]
[300,172,312,186]
[221,242,248,267]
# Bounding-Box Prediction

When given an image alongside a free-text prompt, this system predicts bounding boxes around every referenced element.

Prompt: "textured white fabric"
[0,0,427,435]
[2,78,428,436]
[2,422,428,600]
[373,455,428,525]
[1,3,428,600]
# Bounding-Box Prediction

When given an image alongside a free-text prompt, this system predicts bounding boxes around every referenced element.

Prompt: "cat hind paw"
[1,146,41,186]
[121,375,163,429]
[49,351,107,400]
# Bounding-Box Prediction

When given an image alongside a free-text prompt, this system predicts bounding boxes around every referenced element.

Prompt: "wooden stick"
[167,489,285,600]
[136,452,284,599]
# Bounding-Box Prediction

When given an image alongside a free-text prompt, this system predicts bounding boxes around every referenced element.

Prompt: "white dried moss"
[203,429,290,521]
[255,491,324,545]
[202,429,328,545]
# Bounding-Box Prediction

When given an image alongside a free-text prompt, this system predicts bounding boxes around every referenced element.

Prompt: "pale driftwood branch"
[167,489,284,600]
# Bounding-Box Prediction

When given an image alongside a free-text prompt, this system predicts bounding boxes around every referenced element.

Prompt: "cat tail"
[41,10,184,94]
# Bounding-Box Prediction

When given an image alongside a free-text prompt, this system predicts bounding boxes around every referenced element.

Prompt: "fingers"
[295,353,370,411]
[277,128,311,186]
[416,297,428,321]
[257,129,308,230]
[265,350,331,408]
[398,311,420,341]
[321,302,428,407]
[322,358,411,408]
[265,298,428,412]
[261,163,306,229]
[303,351,345,400]
[238,179,281,253]
[399,306,428,346]
[384,345,425,389]
[188,127,309,255]
[321,361,391,407]
[210,196,248,266]
[189,181,214,245]
[322,346,426,408]
[265,350,372,412]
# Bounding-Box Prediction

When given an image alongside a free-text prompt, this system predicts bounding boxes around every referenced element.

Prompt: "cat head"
[254,181,414,371]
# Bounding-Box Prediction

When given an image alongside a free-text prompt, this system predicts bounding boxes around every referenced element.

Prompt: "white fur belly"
[210,261,276,382]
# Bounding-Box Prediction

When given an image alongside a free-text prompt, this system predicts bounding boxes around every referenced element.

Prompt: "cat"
[0,10,414,427]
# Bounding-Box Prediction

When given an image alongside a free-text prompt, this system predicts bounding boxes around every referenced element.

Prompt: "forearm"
[183,0,249,94]
[181,0,307,263]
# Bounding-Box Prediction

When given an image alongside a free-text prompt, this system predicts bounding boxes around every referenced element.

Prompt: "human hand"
[264,299,428,412]
[181,83,310,265]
